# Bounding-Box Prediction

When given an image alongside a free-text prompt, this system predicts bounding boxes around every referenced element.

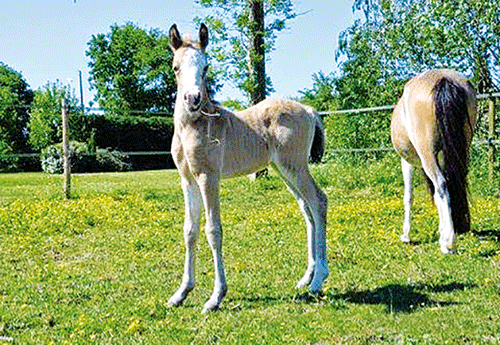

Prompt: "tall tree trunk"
[248,0,266,106]
[473,43,492,94]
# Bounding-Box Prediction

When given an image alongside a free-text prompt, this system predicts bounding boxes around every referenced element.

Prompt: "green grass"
[1,158,499,344]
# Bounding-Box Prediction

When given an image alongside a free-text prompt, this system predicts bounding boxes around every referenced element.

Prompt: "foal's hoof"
[400,234,410,243]
[201,288,227,314]
[309,271,328,294]
[296,274,313,290]
[201,302,220,314]
[201,297,223,314]
[168,286,193,307]
[168,295,184,307]
[440,244,454,255]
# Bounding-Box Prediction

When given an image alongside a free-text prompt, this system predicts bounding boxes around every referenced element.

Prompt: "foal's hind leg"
[277,164,328,293]
[290,189,316,290]
[169,177,202,307]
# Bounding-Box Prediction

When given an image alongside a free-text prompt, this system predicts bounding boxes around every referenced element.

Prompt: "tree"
[87,23,176,115]
[337,0,500,101]
[0,63,33,154]
[195,0,296,105]
[299,72,337,112]
[335,20,405,110]
[28,82,79,152]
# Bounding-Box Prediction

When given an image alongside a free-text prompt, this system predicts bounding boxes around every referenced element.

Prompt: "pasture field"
[1,154,499,344]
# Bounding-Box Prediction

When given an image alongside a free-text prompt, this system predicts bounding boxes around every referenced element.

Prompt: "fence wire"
[2,93,498,159]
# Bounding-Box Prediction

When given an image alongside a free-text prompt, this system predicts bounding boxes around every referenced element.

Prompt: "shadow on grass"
[229,282,473,314]
[327,282,473,314]
[473,229,500,241]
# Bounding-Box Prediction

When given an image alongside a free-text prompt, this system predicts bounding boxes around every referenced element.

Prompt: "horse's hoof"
[400,234,410,243]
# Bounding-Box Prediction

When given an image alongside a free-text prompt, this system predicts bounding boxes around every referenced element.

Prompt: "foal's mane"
[178,34,204,50]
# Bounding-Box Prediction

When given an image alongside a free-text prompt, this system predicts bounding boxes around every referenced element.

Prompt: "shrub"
[95,148,131,172]
[41,141,131,174]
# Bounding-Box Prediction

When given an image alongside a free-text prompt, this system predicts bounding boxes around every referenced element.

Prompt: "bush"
[41,141,131,174]
[95,148,132,172]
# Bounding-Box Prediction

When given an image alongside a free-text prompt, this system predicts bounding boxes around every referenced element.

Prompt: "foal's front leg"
[197,173,227,313]
[169,177,202,307]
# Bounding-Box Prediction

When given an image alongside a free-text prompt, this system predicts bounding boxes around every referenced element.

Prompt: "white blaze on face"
[176,47,207,112]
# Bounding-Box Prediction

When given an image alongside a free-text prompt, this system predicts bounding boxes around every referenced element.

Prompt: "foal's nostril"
[193,94,201,106]
[184,92,202,111]
[184,93,201,104]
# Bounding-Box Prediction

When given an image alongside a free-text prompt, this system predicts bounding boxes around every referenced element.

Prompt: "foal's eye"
[173,65,180,73]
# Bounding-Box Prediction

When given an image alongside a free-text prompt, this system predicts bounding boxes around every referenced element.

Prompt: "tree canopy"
[27,82,79,152]
[87,23,176,116]
[195,0,296,105]
[0,63,33,154]
[334,0,500,111]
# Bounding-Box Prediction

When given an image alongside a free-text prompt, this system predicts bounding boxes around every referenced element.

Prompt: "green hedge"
[71,114,175,170]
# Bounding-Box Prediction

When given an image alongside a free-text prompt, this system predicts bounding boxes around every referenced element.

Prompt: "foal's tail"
[309,111,325,164]
[432,77,473,234]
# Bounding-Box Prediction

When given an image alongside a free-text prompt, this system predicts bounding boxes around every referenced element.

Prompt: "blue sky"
[0,0,356,106]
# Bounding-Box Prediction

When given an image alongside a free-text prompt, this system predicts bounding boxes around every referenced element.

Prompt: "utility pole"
[79,70,84,115]
[62,98,71,200]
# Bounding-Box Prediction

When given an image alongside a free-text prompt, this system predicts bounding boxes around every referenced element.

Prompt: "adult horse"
[391,69,477,254]
[167,23,328,313]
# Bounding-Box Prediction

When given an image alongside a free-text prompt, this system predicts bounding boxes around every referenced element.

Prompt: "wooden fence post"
[62,98,71,200]
[488,97,496,183]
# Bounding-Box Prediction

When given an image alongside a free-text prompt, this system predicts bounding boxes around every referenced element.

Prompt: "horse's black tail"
[432,77,472,234]
[310,113,325,164]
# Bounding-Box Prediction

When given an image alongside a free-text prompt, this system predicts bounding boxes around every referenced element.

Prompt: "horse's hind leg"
[431,171,455,254]
[277,164,328,293]
[420,158,455,254]
[169,177,202,307]
[400,158,414,243]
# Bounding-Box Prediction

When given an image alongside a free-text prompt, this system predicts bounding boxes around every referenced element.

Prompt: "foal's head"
[169,24,209,113]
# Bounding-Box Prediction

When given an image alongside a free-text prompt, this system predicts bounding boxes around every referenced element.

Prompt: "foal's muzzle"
[184,92,201,112]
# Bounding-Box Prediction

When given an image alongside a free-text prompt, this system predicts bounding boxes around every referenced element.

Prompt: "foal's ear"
[169,24,183,50]
[199,23,209,50]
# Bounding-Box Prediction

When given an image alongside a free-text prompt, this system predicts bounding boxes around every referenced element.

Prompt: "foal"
[167,24,328,313]
[391,69,477,254]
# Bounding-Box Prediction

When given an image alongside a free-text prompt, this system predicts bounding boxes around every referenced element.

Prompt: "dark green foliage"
[0,63,33,171]
[87,23,176,115]
[337,0,500,97]
[195,0,296,104]
[70,113,175,171]
[82,114,174,153]
[300,73,337,112]
[28,82,80,152]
